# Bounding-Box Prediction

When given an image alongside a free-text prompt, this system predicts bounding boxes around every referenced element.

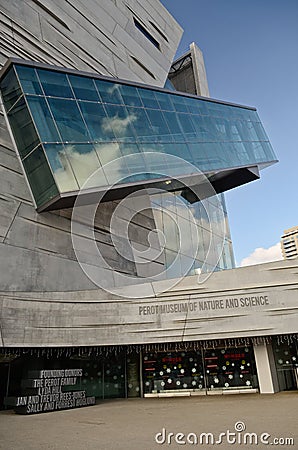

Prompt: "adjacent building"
[0,0,297,412]
[281,226,298,260]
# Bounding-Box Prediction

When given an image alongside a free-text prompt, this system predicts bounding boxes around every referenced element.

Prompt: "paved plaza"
[0,392,297,450]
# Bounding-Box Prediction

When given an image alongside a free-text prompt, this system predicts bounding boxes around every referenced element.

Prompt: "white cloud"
[240,242,283,267]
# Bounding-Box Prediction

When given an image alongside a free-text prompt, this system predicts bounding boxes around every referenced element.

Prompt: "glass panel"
[94,142,128,184]
[126,106,154,141]
[232,142,252,164]
[205,347,257,390]
[146,109,171,140]
[254,121,269,141]
[159,143,193,164]
[94,142,122,166]
[200,116,220,141]
[137,88,159,109]
[119,84,142,107]
[219,142,241,166]
[171,95,189,113]
[127,353,140,398]
[203,143,223,169]
[48,98,89,142]
[190,115,210,141]
[0,67,22,111]
[229,120,252,141]
[37,69,73,98]
[185,97,204,115]
[260,141,275,160]
[187,143,210,171]
[138,144,169,176]
[207,102,226,118]
[15,66,42,95]
[104,104,135,141]
[43,143,79,192]
[26,96,60,142]
[155,91,174,111]
[79,101,113,141]
[163,111,184,141]
[80,359,103,399]
[120,143,147,177]
[22,146,58,207]
[95,80,123,104]
[103,355,125,399]
[162,210,179,252]
[63,144,104,188]
[180,255,196,275]
[143,351,205,393]
[178,113,196,137]
[68,75,99,101]
[165,248,179,271]
[7,97,40,158]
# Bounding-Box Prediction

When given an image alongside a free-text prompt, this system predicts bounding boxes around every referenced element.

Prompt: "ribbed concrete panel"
[0,0,182,84]
[0,260,297,347]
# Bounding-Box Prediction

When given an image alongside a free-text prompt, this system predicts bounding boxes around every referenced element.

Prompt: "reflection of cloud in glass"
[151,191,227,274]
[51,145,109,191]
[64,145,106,188]
[107,84,120,96]
[151,192,198,272]
[51,149,79,192]
[101,113,137,137]
[93,142,126,185]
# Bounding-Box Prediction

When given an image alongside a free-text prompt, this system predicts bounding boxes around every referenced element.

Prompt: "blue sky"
[161,0,298,265]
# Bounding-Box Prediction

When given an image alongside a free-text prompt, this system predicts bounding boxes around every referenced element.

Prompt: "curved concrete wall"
[0,260,297,347]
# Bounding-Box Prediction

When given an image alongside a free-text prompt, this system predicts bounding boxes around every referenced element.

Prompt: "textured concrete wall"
[0,0,182,292]
[0,259,297,347]
[0,0,182,85]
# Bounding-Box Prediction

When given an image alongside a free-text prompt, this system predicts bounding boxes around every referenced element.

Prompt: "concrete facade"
[0,0,182,293]
[0,1,296,404]
[0,259,297,348]
[0,0,182,85]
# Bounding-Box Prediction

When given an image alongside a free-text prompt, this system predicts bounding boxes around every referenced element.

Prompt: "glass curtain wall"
[150,191,235,274]
[0,62,277,210]
[143,346,258,394]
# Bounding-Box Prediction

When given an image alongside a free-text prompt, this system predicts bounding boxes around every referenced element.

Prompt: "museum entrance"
[142,346,258,394]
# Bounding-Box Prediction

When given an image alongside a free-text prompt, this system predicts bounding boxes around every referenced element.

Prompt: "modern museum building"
[0,0,297,412]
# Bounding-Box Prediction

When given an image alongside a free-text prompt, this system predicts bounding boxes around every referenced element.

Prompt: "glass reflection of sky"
[0,62,277,206]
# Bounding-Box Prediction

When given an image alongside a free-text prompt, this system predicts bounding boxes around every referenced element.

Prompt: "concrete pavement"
[0,392,297,450]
